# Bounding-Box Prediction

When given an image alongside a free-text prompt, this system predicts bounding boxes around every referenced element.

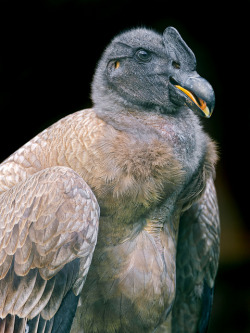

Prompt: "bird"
[0,26,220,333]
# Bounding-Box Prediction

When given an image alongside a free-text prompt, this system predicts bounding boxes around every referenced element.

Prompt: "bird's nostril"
[169,77,179,85]
[172,61,180,69]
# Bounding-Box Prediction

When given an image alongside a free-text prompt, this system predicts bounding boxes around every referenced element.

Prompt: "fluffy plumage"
[0,26,219,332]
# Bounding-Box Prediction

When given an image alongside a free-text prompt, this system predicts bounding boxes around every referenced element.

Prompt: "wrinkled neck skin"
[74,99,209,332]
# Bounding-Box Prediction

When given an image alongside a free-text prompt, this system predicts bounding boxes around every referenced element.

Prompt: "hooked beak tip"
[175,84,214,118]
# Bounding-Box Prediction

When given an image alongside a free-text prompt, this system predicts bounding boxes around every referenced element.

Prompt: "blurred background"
[0,0,249,331]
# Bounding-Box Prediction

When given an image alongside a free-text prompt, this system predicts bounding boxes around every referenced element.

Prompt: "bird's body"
[0,27,220,332]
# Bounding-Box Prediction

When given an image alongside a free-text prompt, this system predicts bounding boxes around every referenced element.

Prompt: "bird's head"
[91,26,215,118]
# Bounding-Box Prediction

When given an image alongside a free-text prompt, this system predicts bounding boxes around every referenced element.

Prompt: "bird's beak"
[171,75,215,118]
[175,85,210,117]
[163,27,215,118]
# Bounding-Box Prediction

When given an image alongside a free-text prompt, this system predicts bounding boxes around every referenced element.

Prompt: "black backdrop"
[0,1,249,332]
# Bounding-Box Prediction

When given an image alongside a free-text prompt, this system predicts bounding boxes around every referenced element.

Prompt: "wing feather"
[0,165,99,324]
[171,177,220,332]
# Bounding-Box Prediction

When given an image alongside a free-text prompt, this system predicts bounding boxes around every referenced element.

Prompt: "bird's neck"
[94,106,207,175]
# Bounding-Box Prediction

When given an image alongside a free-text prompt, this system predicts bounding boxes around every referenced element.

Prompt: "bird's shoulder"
[0,109,104,192]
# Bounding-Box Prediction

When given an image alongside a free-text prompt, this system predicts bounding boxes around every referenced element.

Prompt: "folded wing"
[0,166,99,331]
[172,177,220,332]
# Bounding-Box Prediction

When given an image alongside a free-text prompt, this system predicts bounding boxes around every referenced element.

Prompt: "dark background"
[0,1,249,332]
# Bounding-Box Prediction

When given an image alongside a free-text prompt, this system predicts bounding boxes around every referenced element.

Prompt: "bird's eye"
[114,61,120,69]
[172,61,180,69]
[135,49,152,62]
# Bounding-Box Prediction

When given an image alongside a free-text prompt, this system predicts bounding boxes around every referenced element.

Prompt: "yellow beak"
[175,85,210,117]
